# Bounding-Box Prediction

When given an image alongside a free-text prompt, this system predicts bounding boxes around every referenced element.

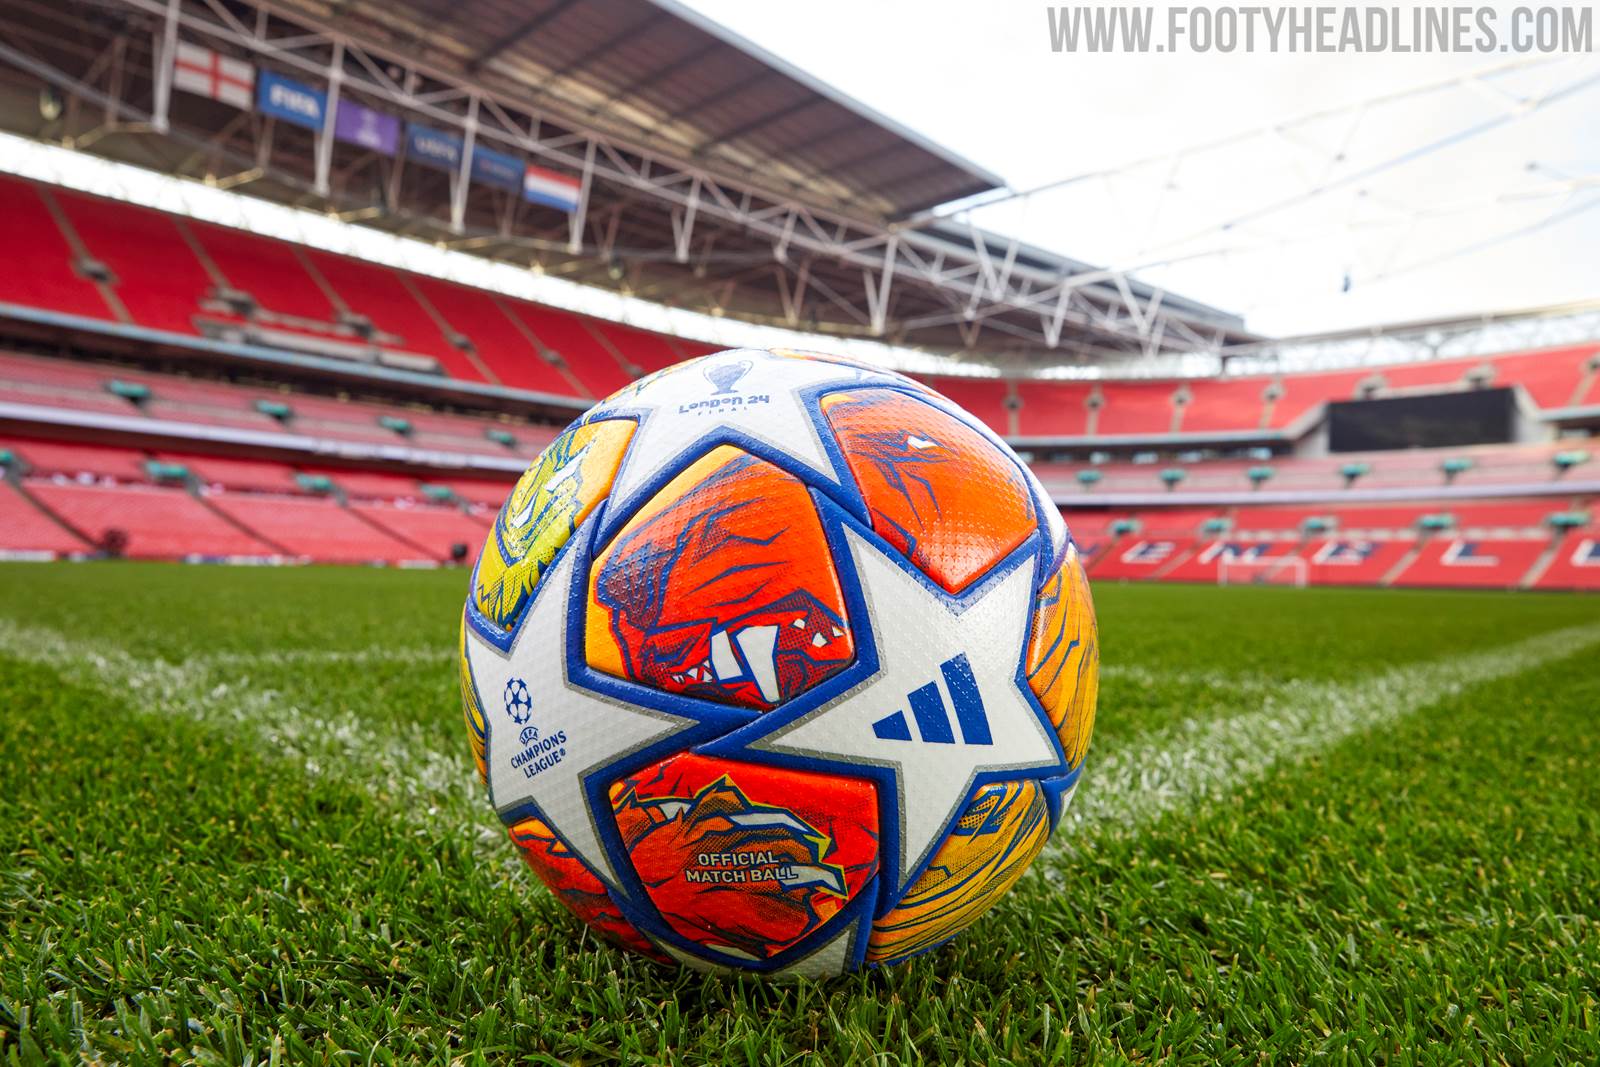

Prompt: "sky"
[678,0,1600,337]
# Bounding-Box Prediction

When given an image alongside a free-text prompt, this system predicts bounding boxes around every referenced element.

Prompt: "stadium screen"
[1326,388,1515,452]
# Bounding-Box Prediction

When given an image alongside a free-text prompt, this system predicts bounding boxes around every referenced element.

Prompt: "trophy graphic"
[704,359,753,395]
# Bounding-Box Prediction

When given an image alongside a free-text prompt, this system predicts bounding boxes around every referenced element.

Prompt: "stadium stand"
[189,222,338,324]
[205,492,432,565]
[298,250,477,376]
[1096,382,1179,436]
[407,278,570,396]
[1014,381,1094,438]
[24,480,277,559]
[0,175,113,323]
[1180,378,1272,433]
[0,479,90,558]
[923,376,1015,437]
[0,174,1595,588]
[1532,524,1600,590]
[0,436,150,481]
[351,500,491,562]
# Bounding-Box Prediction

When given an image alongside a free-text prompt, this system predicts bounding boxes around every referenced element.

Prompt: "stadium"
[0,0,1596,1060]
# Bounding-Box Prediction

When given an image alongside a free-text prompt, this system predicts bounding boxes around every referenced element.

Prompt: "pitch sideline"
[1061,620,1600,839]
[2,618,1597,859]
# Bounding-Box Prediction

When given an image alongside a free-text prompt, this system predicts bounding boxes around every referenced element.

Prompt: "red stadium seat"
[301,251,485,380]
[0,176,115,322]
[1532,531,1600,591]
[922,376,1013,436]
[206,492,431,564]
[1014,381,1093,438]
[1180,379,1271,432]
[409,278,579,397]
[54,191,217,335]
[0,437,149,481]
[156,451,302,493]
[297,465,422,500]
[1089,538,1194,580]
[350,500,489,562]
[26,480,276,558]
[1388,537,1548,589]
[189,222,336,323]
[0,481,92,557]
[1096,382,1178,436]
[498,300,635,399]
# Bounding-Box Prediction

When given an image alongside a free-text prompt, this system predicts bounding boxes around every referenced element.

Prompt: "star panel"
[507,815,665,961]
[866,778,1051,964]
[609,752,879,961]
[464,545,717,892]
[733,517,1065,897]
[585,446,855,711]
[473,418,634,634]
[822,389,1040,594]
[1026,544,1100,768]
[583,349,902,536]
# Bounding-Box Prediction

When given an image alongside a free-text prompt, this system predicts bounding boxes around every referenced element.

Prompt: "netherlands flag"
[523,164,581,213]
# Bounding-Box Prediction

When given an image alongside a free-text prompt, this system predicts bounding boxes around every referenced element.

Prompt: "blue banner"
[406,124,463,172]
[470,144,524,191]
[256,69,326,131]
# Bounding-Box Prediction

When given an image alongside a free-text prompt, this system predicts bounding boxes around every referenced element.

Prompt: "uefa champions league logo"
[503,677,533,725]
[704,358,753,395]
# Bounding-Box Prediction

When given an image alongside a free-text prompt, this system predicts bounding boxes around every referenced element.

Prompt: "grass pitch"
[1,562,1597,1064]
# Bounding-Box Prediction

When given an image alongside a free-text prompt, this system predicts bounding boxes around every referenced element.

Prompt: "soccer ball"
[458,349,1098,976]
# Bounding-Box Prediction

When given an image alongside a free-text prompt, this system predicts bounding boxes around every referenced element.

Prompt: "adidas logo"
[871,653,993,746]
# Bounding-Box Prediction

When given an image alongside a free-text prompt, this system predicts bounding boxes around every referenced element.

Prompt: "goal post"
[1218,555,1309,588]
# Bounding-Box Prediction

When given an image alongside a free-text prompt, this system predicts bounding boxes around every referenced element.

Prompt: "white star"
[464,546,701,890]
[649,919,862,978]
[592,350,874,528]
[746,527,1062,894]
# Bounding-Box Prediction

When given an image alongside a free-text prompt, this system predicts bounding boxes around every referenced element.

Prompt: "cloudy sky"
[679,0,1600,337]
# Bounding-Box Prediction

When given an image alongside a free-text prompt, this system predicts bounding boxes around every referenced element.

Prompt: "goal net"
[1217,555,1309,588]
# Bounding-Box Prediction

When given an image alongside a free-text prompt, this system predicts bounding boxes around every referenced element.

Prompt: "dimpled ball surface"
[459,348,1098,976]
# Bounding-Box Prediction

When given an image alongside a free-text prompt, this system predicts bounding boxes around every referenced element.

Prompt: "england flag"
[172,42,254,110]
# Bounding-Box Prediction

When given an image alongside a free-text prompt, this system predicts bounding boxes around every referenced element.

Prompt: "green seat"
[486,428,517,447]
[1111,519,1140,535]
[1159,468,1186,488]
[143,460,189,483]
[1075,468,1103,486]
[421,483,456,503]
[1548,511,1591,530]
[296,473,335,494]
[255,399,292,420]
[1418,513,1456,531]
[1247,465,1274,487]
[1553,450,1590,471]
[106,379,151,402]
[378,415,412,435]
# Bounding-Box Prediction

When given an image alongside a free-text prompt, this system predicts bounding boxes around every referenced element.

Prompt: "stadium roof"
[266,0,1007,219]
[0,0,1255,365]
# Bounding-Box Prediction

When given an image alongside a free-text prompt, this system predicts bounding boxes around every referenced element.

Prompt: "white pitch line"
[0,619,507,863]
[3,617,1598,875]
[1059,620,1600,841]
[195,646,456,669]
